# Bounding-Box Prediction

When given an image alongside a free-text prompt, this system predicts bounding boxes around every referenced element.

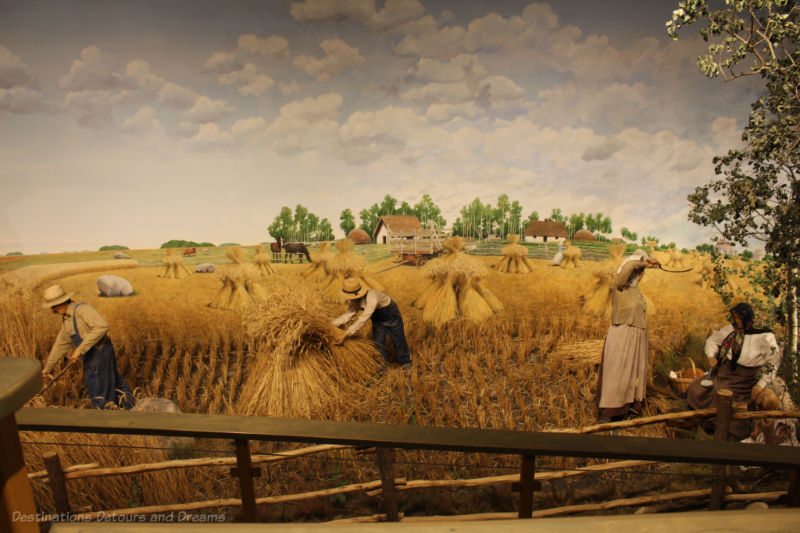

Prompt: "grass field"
[2,242,751,520]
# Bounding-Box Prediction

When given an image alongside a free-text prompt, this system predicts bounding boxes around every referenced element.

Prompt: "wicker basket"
[668,357,705,393]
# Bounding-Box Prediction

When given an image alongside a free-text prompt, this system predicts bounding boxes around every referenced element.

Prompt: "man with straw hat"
[332,278,412,368]
[41,284,136,409]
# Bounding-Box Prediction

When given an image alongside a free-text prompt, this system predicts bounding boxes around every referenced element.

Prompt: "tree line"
[267,193,614,242]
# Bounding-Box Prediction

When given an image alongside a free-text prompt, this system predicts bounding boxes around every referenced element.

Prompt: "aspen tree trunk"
[788,267,799,383]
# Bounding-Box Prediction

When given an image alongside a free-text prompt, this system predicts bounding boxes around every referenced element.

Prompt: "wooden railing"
[14,401,800,524]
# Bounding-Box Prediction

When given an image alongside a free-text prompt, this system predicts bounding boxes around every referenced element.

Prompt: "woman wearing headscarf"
[596,249,660,423]
[686,302,780,439]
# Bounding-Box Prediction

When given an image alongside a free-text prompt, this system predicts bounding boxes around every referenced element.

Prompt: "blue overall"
[70,304,135,409]
[370,300,411,366]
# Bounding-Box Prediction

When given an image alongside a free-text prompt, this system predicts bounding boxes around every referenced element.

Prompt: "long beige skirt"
[597,324,648,409]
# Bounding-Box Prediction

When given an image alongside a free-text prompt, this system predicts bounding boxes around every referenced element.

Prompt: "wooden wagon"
[386,228,449,266]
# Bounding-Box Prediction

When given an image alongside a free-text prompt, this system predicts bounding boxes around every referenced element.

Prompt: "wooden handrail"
[16,407,800,469]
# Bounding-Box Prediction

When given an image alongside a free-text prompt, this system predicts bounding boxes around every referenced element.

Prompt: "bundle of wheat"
[545,339,604,373]
[252,245,277,276]
[560,243,582,268]
[581,268,614,319]
[320,239,383,303]
[210,247,267,310]
[608,243,626,263]
[158,249,191,279]
[665,248,686,269]
[303,241,334,282]
[496,234,534,274]
[236,284,380,419]
[412,236,502,325]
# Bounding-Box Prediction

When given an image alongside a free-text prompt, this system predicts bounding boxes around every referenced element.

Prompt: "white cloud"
[401,81,474,104]
[157,82,198,109]
[279,80,302,95]
[0,86,43,113]
[393,16,465,59]
[202,52,242,74]
[59,46,124,91]
[120,105,165,137]
[367,0,425,31]
[293,38,365,81]
[237,34,289,58]
[182,96,234,124]
[0,45,34,89]
[62,89,122,127]
[337,105,424,164]
[124,60,164,91]
[290,0,375,23]
[529,82,650,130]
[231,116,267,141]
[413,54,487,83]
[217,64,275,96]
[266,93,342,154]
[711,117,743,151]
[425,102,482,123]
[180,123,234,151]
[581,136,626,162]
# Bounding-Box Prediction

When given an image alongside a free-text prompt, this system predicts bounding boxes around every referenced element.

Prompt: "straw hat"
[41,284,74,308]
[341,278,367,300]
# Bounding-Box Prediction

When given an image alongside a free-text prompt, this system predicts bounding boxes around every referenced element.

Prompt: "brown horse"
[271,236,311,263]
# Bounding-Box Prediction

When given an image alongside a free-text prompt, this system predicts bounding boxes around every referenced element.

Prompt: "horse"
[182,247,196,257]
[271,236,311,263]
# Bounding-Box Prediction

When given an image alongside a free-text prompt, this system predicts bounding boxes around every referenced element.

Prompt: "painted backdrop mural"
[0,0,760,254]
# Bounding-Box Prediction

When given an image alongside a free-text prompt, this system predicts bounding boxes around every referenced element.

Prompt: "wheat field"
[1,250,735,518]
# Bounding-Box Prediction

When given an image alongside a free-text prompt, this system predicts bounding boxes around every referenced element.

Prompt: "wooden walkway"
[48,509,800,532]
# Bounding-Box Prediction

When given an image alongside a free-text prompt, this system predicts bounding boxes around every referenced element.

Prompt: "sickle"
[658,265,694,273]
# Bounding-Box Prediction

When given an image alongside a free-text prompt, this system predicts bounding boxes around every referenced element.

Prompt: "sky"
[0,0,762,254]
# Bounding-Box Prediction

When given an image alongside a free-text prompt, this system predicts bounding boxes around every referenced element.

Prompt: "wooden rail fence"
[14,393,800,525]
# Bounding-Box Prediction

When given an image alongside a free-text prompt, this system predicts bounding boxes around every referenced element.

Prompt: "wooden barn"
[524,220,568,243]
[372,215,422,244]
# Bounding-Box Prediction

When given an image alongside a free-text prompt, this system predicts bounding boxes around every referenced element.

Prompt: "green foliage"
[160,240,214,249]
[669,0,800,395]
[99,245,129,251]
[6,251,23,256]
[696,243,714,253]
[741,249,754,261]
[339,208,356,235]
[268,204,333,242]
[218,242,241,247]
[527,210,539,222]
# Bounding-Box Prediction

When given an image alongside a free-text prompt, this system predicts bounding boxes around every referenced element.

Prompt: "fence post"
[43,452,71,515]
[709,389,733,510]
[0,358,42,533]
[375,448,399,521]
[232,439,260,522]
[788,470,800,507]
[517,454,537,518]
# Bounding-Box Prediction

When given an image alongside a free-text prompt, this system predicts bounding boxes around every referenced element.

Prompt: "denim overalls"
[69,303,135,409]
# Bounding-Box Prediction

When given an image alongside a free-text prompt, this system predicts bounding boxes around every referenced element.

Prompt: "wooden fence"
[14,394,800,524]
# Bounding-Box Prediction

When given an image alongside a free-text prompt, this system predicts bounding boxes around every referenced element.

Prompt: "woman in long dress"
[596,250,660,423]
[686,302,780,439]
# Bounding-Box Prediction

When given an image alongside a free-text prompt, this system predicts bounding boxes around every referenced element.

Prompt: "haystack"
[210,247,267,310]
[560,243,582,268]
[572,229,594,242]
[665,248,686,269]
[581,269,614,319]
[320,239,383,303]
[158,249,191,279]
[236,285,380,419]
[347,228,371,244]
[412,236,502,325]
[608,243,626,264]
[496,235,534,274]
[252,245,277,276]
[303,241,334,282]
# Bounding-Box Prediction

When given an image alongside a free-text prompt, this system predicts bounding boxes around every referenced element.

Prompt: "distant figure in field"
[595,250,660,423]
[552,241,565,266]
[41,284,135,409]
